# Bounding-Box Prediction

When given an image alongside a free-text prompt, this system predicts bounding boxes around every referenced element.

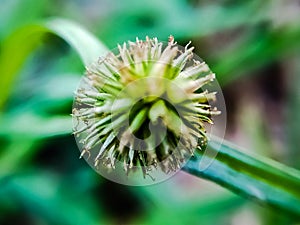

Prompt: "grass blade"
[0,18,108,109]
[213,24,300,85]
[45,18,108,66]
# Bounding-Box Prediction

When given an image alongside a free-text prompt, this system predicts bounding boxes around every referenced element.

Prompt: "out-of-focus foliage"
[1,0,300,224]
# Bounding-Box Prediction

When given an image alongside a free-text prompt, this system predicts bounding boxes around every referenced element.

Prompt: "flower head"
[73,36,220,178]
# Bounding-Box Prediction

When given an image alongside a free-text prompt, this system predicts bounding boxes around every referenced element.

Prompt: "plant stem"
[182,137,300,217]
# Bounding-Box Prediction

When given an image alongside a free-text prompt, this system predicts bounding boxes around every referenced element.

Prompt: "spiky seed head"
[73,36,220,179]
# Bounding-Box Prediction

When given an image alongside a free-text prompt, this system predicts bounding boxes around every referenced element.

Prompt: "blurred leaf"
[213,24,300,85]
[0,73,77,179]
[0,72,79,178]
[140,176,245,225]
[0,18,108,109]
[1,171,105,225]
[97,0,269,46]
[0,111,71,178]
[0,113,72,138]
[0,0,47,39]
[16,73,80,114]
[141,194,243,225]
[0,24,48,110]
[45,18,108,66]
[0,138,37,178]
[183,137,300,218]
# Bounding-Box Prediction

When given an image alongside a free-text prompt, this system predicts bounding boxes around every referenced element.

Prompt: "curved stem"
[182,137,300,218]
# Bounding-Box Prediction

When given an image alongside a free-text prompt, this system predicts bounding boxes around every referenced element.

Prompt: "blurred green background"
[1,0,300,224]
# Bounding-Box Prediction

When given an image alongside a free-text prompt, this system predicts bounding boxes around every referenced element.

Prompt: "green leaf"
[141,194,243,225]
[0,18,108,110]
[0,113,72,138]
[0,112,72,178]
[98,0,269,46]
[0,0,47,39]
[0,24,47,110]
[0,138,37,178]
[213,24,300,85]
[1,171,106,225]
[45,18,108,66]
[183,137,300,217]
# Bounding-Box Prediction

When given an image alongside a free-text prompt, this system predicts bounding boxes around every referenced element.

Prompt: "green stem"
[182,137,300,217]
